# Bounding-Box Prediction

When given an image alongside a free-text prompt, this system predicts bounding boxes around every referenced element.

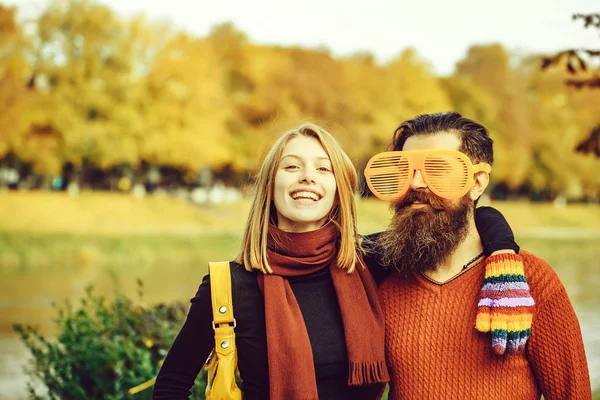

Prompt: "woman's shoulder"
[193,261,262,305]
[228,262,265,318]
[229,261,259,282]
[228,262,263,300]
[194,261,257,294]
[201,261,257,280]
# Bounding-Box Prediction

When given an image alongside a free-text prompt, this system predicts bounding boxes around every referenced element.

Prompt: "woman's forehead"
[281,136,330,160]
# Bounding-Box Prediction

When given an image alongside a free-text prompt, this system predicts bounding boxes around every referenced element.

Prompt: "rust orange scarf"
[257,223,389,400]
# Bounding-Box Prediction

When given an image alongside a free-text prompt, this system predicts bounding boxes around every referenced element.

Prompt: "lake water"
[0,235,598,398]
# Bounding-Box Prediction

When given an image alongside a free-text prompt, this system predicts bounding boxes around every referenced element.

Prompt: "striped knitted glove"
[475,253,535,355]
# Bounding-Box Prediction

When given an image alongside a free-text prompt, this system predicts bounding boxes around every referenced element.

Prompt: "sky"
[6,0,599,75]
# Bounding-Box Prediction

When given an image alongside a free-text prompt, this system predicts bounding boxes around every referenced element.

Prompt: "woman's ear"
[470,172,490,201]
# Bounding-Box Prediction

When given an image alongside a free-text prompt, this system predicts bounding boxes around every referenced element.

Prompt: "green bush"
[13,281,207,399]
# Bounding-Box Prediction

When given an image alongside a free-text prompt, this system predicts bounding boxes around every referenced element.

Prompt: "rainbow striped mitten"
[475,253,535,355]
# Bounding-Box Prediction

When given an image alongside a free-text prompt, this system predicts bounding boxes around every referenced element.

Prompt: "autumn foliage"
[1,0,599,199]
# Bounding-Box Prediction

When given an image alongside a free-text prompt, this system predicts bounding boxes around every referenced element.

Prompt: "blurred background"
[0,0,599,398]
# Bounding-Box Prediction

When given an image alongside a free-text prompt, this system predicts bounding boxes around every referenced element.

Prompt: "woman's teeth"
[291,191,320,201]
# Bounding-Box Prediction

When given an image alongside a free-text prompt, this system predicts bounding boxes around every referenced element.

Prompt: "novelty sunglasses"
[364,149,491,201]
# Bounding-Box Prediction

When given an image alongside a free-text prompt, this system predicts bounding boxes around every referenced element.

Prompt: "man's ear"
[470,172,489,201]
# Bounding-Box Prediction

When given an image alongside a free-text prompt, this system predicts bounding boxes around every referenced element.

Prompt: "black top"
[153,261,384,400]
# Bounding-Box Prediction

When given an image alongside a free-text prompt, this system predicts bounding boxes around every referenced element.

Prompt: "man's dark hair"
[392,112,494,165]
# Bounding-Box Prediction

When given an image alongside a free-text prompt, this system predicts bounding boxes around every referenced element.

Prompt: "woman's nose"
[300,168,316,184]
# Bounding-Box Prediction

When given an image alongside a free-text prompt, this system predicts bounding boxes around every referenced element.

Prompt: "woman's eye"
[318,166,332,172]
[285,165,299,170]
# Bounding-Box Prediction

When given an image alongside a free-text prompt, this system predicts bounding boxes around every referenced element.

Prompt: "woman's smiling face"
[273,135,337,233]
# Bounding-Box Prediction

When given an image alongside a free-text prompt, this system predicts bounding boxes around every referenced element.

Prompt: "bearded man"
[364,112,591,400]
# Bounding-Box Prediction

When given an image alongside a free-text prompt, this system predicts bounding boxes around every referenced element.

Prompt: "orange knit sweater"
[379,251,591,400]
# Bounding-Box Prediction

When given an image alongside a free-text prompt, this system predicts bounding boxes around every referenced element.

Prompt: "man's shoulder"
[519,250,566,304]
[520,250,555,276]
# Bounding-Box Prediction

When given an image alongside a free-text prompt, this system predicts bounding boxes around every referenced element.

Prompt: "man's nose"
[409,169,427,190]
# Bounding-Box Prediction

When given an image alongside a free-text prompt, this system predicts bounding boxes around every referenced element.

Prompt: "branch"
[575,125,600,157]
[540,49,600,74]
[564,74,600,88]
[573,13,600,30]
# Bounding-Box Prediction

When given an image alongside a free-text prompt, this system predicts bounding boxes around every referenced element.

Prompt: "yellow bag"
[204,261,242,400]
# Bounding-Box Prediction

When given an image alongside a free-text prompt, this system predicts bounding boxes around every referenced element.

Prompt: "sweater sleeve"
[525,262,592,400]
[153,275,214,399]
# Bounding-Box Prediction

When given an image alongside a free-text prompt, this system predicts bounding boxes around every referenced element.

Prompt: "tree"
[0,5,34,167]
[541,13,600,156]
[20,0,143,176]
[454,44,538,189]
[142,32,232,172]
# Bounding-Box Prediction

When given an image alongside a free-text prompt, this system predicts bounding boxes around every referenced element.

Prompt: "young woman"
[153,123,516,400]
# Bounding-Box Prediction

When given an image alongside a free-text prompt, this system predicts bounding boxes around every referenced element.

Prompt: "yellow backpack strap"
[206,262,241,399]
[208,261,235,329]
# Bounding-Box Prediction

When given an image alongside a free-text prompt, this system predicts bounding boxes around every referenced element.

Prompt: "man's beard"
[376,189,473,276]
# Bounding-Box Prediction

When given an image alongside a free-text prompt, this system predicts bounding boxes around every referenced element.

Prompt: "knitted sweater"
[379,251,591,400]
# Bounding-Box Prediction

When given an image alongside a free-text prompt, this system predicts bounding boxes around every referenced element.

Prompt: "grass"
[0,191,251,235]
[1,191,599,273]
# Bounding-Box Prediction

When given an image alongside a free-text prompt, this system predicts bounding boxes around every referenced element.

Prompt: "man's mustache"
[394,189,447,212]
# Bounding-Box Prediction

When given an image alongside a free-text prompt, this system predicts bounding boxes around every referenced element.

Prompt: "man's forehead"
[402,131,461,151]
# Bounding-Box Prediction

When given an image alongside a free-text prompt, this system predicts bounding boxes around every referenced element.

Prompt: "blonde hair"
[236,123,362,273]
